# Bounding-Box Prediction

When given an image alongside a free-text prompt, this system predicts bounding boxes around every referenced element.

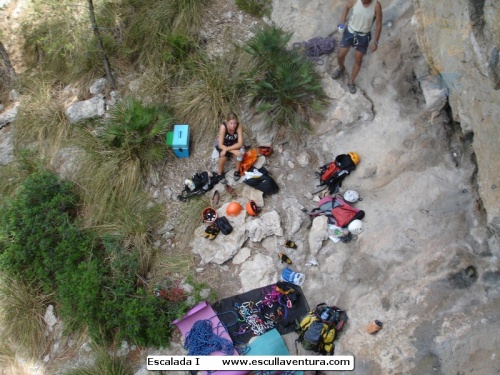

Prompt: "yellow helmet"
[348,152,360,165]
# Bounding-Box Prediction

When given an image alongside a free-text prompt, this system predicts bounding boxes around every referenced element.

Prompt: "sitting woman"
[215,112,244,182]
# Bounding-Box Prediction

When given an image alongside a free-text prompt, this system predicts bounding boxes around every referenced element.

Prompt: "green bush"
[242,24,327,141]
[0,170,193,348]
[75,98,173,225]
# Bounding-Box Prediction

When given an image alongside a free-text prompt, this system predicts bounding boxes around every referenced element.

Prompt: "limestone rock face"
[412,0,500,231]
[65,95,106,124]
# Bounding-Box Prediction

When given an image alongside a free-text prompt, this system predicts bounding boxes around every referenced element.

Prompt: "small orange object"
[366,320,383,334]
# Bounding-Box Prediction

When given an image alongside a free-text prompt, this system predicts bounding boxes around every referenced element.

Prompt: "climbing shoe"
[331,67,345,79]
[204,224,220,240]
[278,253,293,265]
[284,240,298,249]
[347,82,357,94]
[225,184,237,197]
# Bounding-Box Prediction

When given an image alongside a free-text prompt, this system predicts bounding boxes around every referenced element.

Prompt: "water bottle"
[338,23,345,33]
[236,146,245,162]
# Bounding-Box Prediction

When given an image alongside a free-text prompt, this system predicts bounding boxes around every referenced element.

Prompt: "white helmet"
[347,219,364,235]
[343,190,361,203]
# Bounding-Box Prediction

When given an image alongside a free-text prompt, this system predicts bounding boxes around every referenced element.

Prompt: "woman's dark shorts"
[339,27,371,54]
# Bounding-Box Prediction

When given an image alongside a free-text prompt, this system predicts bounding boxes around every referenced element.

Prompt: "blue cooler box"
[172,124,190,158]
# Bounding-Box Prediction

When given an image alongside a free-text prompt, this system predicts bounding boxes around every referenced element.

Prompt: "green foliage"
[242,24,327,141]
[75,98,173,225]
[235,0,272,18]
[0,170,81,289]
[0,170,192,348]
[104,97,173,165]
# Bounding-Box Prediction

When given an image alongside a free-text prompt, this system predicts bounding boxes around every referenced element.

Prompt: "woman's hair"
[226,112,238,122]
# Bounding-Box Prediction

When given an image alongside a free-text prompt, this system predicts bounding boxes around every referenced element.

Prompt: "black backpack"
[178,172,217,202]
[316,154,357,194]
[243,167,279,196]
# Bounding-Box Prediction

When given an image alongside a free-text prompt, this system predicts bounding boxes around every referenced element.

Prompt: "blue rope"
[184,320,235,356]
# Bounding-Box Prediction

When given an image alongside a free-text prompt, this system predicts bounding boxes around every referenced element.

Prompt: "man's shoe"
[331,67,345,79]
[347,82,357,94]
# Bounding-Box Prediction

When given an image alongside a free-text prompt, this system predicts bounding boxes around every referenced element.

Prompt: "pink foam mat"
[172,301,249,375]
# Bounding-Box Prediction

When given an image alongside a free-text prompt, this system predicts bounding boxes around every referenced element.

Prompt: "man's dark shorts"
[339,26,371,54]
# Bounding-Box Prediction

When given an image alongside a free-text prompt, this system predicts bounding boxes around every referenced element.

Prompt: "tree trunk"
[87,0,117,90]
[0,41,16,80]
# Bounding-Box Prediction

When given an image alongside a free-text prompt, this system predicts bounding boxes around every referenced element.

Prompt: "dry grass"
[14,74,73,158]
[0,276,53,360]
[0,341,43,375]
[74,128,143,226]
[62,345,132,375]
[171,52,244,145]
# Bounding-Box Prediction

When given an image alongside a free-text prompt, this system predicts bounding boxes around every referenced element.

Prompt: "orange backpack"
[239,149,259,175]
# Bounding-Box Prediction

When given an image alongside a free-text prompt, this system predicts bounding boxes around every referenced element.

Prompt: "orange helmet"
[202,207,217,223]
[226,202,243,217]
[246,200,262,216]
[348,152,360,165]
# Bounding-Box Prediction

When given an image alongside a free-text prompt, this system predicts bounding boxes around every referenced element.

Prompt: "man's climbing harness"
[293,37,337,64]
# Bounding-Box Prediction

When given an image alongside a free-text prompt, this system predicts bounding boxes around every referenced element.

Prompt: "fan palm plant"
[242,24,328,141]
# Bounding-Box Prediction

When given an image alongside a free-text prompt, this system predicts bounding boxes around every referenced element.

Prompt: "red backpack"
[308,196,364,228]
[330,198,364,227]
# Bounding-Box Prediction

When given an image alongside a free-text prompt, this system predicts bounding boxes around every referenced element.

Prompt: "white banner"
[147,355,355,371]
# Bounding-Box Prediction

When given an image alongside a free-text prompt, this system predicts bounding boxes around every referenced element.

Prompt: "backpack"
[178,171,218,202]
[295,303,348,355]
[308,196,364,228]
[317,154,357,194]
[243,167,279,196]
[215,216,233,235]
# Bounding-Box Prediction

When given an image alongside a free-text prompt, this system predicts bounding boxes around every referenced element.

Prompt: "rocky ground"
[0,0,499,374]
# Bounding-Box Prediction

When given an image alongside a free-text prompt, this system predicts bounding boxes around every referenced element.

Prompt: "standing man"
[332,0,382,94]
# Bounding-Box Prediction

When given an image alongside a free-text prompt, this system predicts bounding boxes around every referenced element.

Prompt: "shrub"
[242,24,328,142]
[75,98,173,225]
[0,170,193,348]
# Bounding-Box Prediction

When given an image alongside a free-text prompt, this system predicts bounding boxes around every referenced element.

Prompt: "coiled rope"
[184,319,235,356]
[293,37,337,65]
